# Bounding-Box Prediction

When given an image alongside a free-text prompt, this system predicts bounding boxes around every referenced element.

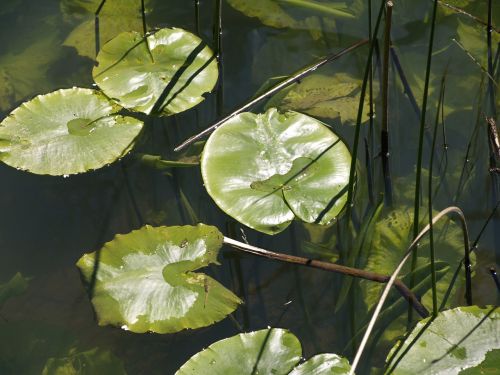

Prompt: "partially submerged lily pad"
[201,108,351,235]
[93,28,218,116]
[0,88,143,176]
[386,306,500,374]
[176,328,351,374]
[76,224,241,334]
[266,73,371,124]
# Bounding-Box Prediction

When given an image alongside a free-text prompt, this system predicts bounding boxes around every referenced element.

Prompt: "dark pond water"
[0,0,498,374]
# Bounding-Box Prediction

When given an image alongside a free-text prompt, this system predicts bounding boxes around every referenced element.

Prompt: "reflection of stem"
[213,0,224,116]
[222,237,429,319]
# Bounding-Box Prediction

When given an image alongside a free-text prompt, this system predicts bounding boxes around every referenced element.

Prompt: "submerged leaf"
[176,328,351,374]
[0,272,30,307]
[76,224,241,333]
[362,207,470,311]
[0,35,61,112]
[93,28,218,116]
[266,73,370,124]
[226,0,354,29]
[201,108,351,235]
[42,347,126,375]
[62,0,151,59]
[386,306,500,374]
[0,88,143,176]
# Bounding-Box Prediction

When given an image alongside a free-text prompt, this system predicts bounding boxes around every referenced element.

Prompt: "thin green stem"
[343,0,385,257]
[428,74,446,316]
[381,1,394,207]
[409,0,439,324]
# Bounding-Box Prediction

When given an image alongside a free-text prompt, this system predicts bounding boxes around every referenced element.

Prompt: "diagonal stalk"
[223,237,429,319]
[174,39,369,152]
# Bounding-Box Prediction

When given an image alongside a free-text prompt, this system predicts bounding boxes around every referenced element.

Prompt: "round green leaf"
[176,328,302,374]
[289,354,351,374]
[176,328,352,374]
[76,224,241,334]
[201,108,351,235]
[0,88,143,176]
[93,28,218,116]
[386,306,500,374]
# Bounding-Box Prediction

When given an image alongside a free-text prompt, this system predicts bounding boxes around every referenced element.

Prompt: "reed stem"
[410,0,439,324]
[381,1,394,207]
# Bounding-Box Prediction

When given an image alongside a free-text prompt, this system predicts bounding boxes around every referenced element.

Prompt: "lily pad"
[0,88,143,176]
[266,73,371,124]
[201,108,351,235]
[386,306,500,374]
[176,328,351,374]
[76,224,241,333]
[93,28,218,116]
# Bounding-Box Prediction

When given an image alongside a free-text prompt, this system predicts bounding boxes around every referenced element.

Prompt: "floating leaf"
[62,0,151,59]
[201,108,351,235]
[76,224,241,333]
[289,354,351,374]
[0,88,143,176]
[266,73,371,124]
[0,272,30,307]
[42,347,126,375]
[386,306,500,374]
[176,328,351,374]
[93,28,218,116]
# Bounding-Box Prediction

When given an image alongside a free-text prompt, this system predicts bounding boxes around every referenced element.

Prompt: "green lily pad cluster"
[0,27,218,176]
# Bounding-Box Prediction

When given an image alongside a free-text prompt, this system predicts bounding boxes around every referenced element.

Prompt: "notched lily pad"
[93,28,218,116]
[386,306,500,374]
[0,88,143,176]
[176,328,351,374]
[201,108,351,235]
[76,224,241,334]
